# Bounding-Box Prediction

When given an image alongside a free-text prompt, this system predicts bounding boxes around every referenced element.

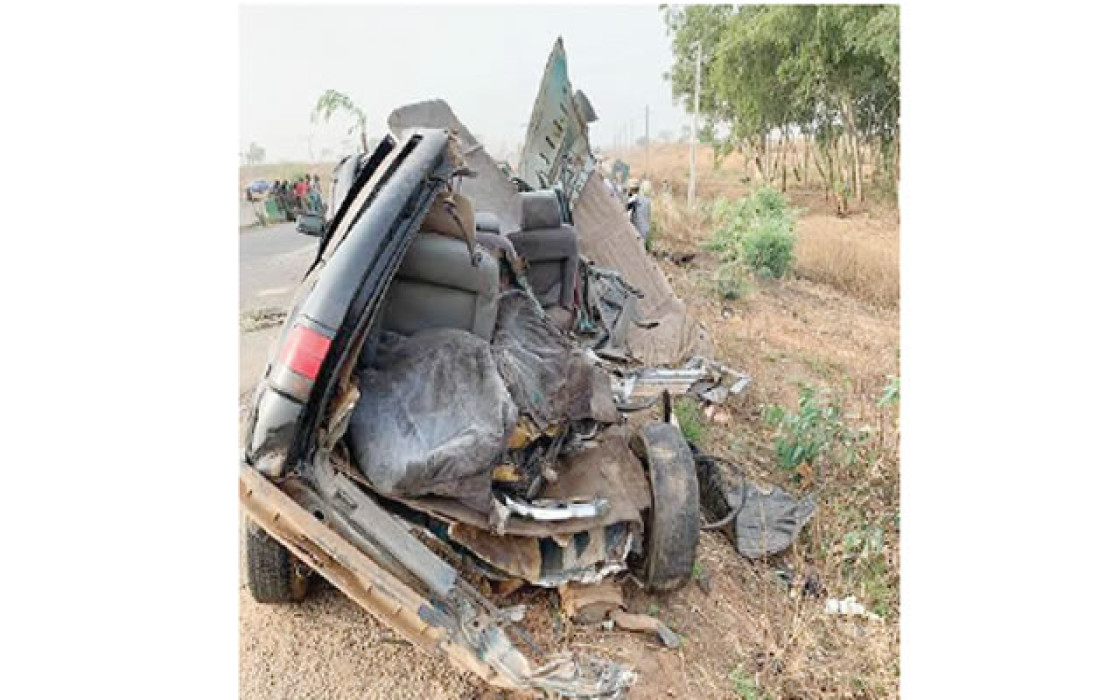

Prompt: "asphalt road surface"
[240,223,318,312]
[239,224,318,397]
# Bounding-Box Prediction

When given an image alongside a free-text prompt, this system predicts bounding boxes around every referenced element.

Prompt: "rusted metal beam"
[240,464,523,690]
[240,464,634,697]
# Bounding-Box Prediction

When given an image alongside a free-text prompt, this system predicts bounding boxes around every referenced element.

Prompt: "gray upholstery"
[380,231,500,340]
[508,191,579,315]
[475,211,502,235]
[519,190,564,230]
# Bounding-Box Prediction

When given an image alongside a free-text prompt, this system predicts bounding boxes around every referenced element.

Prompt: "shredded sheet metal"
[516,38,597,201]
[573,170,712,365]
[347,329,517,511]
[388,99,521,231]
[399,427,650,536]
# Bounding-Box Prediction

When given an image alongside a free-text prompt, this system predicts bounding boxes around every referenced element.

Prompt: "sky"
[240,3,688,163]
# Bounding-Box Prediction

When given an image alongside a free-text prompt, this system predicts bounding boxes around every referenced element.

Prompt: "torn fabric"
[492,290,617,428]
[348,329,517,510]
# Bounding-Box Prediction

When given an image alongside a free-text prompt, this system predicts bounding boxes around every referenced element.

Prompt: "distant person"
[278,180,293,220]
[626,177,652,243]
[310,174,323,212]
[293,177,309,211]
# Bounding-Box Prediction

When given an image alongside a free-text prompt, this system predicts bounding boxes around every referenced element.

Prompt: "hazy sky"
[240,3,688,163]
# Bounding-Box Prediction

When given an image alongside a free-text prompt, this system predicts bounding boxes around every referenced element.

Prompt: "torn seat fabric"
[347,328,517,511]
[491,290,616,428]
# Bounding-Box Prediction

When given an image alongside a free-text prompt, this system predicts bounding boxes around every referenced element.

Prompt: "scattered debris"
[695,451,816,559]
[612,356,751,408]
[825,596,882,622]
[559,580,681,649]
[239,306,287,333]
[609,610,681,650]
[561,581,624,624]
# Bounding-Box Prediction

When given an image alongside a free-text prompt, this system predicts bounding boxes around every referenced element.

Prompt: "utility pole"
[644,105,650,178]
[688,43,702,207]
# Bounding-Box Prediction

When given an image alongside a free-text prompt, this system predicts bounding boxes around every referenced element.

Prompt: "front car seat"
[507,191,579,328]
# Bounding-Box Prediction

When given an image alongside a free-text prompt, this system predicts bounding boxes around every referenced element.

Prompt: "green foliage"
[673,397,707,445]
[663,5,900,196]
[311,89,369,151]
[765,386,865,472]
[708,187,797,279]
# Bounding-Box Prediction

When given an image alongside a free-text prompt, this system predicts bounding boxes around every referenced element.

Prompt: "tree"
[311,89,369,152]
[663,5,899,206]
[244,141,266,166]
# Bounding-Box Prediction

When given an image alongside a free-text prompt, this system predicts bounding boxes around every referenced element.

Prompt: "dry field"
[240,143,900,699]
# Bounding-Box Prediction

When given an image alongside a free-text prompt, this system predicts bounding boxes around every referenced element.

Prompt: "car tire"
[632,422,700,593]
[244,518,309,604]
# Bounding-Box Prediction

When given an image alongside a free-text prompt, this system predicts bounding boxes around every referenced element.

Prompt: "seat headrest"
[519,190,563,230]
[475,211,501,234]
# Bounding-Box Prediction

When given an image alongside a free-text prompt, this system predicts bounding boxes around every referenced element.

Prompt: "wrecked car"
[241,127,704,696]
[240,37,737,697]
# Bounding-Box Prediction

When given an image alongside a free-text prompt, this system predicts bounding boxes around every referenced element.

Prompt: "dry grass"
[794,209,899,308]
[601,143,901,698]
[634,141,899,309]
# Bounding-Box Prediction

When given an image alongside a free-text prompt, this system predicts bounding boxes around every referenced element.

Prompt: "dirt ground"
[239,145,899,699]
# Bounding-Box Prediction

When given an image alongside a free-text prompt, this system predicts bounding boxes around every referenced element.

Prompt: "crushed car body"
[241,38,733,698]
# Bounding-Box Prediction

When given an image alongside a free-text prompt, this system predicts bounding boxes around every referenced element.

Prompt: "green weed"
[674,397,707,445]
[764,386,861,472]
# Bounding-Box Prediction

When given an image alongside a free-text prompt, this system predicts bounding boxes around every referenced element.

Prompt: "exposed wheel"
[244,518,309,604]
[631,422,700,592]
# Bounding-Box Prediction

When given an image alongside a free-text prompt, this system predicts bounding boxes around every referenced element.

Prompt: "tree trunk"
[842,98,863,203]
[779,129,788,192]
[803,135,812,187]
[893,124,901,186]
[811,138,831,204]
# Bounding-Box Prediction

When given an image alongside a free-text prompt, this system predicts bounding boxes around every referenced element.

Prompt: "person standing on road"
[310,174,323,213]
[293,176,308,213]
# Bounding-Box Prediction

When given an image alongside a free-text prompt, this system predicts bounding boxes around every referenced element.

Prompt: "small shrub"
[707,186,797,280]
[765,386,864,472]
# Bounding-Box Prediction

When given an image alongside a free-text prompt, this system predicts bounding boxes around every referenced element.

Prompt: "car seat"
[378,198,500,341]
[507,191,579,329]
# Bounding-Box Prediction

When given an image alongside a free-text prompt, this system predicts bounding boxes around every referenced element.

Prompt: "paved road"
[239,224,319,397]
[240,223,318,312]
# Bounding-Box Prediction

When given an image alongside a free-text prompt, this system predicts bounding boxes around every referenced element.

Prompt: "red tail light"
[279,325,332,380]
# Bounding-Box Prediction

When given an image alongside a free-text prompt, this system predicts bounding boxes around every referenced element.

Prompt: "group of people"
[243,173,327,226]
[272,174,324,220]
